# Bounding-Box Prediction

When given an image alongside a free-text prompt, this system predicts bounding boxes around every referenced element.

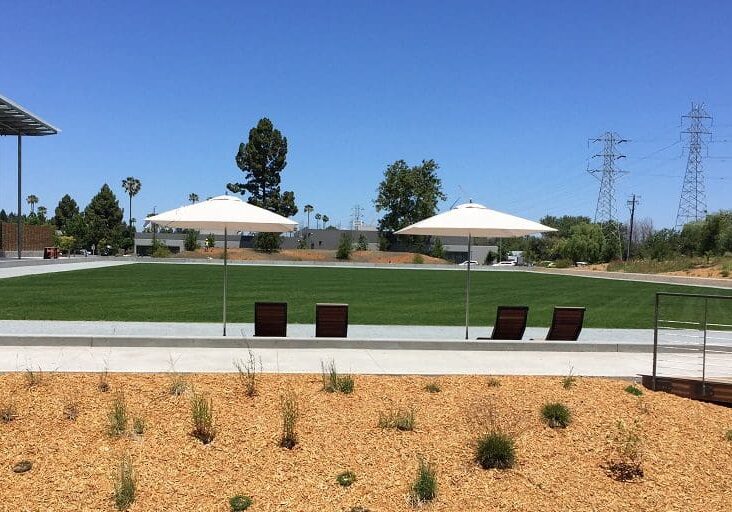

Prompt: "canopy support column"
[17,134,21,259]
[465,234,472,339]
[223,227,228,336]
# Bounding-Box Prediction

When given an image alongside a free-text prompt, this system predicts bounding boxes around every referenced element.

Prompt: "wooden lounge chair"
[316,303,348,337]
[545,306,585,341]
[478,306,529,340]
[254,302,287,337]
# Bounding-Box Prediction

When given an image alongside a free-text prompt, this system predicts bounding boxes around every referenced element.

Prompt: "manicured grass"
[0,263,729,327]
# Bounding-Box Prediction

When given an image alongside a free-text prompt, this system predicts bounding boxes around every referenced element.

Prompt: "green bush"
[475,432,516,469]
[553,258,573,268]
[410,458,437,505]
[184,230,200,251]
[356,234,369,251]
[336,233,353,260]
[254,232,281,253]
[336,470,357,487]
[229,495,253,511]
[190,392,216,444]
[412,253,424,264]
[541,402,571,428]
[431,238,444,259]
[108,392,128,436]
[378,407,415,431]
[151,239,171,258]
[624,384,643,396]
[113,456,135,511]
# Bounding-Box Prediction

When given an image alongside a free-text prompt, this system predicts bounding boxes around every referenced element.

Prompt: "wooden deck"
[641,375,732,405]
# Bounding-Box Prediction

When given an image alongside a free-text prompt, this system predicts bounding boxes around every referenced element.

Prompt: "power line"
[675,102,712,230]
[588,131,627,258]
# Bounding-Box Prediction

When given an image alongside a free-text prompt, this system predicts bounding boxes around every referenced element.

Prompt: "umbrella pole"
[223,227,228,336]
[465,234,472,340]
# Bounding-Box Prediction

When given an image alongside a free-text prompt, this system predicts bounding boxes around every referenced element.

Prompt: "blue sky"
[1,1,730,229]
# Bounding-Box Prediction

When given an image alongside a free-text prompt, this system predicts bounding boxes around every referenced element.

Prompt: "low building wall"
[0,222,55,256]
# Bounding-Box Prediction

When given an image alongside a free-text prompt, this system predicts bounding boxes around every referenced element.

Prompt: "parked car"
[459,260,479,266]
[492,261,516,267]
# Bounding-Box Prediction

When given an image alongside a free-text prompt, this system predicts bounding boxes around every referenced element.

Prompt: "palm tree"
[314,213,322,230]
[26,194,39,213]
[37,206,48,223]
[188,193,199,204]
[303,204,314,229]
[322,214,329,228]
[121,177,142,228]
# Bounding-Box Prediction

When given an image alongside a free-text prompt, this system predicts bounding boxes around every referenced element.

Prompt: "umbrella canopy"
[396,202,556,339]
[395,202,555,238]
[145,195,298,336]
[145,195,298,232]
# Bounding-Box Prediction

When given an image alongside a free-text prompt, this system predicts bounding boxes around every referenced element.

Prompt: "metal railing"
[652,292,732,392]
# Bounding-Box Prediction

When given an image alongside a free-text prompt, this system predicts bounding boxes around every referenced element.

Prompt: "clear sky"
[1,1,730,230]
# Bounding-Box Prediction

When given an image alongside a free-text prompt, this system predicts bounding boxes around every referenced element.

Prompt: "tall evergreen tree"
[227,117,298,251]
[54,194,80,231]
[84,184,125,252]
[0,209,7,222]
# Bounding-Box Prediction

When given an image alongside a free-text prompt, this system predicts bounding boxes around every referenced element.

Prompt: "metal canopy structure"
[0,94,60,258]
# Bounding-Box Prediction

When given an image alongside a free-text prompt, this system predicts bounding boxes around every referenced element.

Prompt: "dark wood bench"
[315,303,348,337]
[478,306,529,340]
[254,302,287,337]
[546,306,585,341]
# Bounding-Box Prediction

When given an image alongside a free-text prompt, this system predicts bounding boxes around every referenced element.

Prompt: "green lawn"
[0,263,729,328]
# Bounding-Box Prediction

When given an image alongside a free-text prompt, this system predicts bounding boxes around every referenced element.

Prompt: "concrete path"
[529,266,732,289]
[0,345,650,377]
[0,259,133,279]
[0,320,653,343]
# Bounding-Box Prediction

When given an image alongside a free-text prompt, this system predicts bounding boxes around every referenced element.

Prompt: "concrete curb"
[0,334,707,353]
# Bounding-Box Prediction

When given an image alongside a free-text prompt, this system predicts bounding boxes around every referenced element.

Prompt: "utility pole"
[675,102,712,230]
[588,131,628,260]
[626,194,639,261]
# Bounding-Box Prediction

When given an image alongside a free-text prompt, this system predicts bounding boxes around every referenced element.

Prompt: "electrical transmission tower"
[675,103,712,230]
[351,204,363,231]
[588,132,628,259]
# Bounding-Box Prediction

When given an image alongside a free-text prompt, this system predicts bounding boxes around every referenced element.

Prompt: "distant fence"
[651,292,732,391]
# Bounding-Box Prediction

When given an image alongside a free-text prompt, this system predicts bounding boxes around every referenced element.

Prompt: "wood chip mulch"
[1,373,731,511]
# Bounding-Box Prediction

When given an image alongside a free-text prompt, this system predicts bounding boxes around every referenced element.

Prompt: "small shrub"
[133,417,145,435]
[24,366,43,388]
[167,356,187,396]
[63,401,79,420]
[356,234,369,251]
[475,432,516,469]
[624,384,643,396]
[113,456,135,511]
[410,458,437,505]
[561,367,577,389]
[321,360,355,394]
[151,239,171,258]
[98,365,110,392]
[336,233,353,260]
[725,429,732,442]
[279,389,300,449]
[606,419,644,481]
[424,380,441,393]
[229,494,253,511]
[486,377,501,388]
[184,229,200,251]
[108,393,128,436]
[190,392,216,444]
[541,402,571,428]
[234,349,262,397]
[553,258,573,268]
[412,253,424,264]
[378,407,415,431]
[336,470,357,487]
[1,402,16,423]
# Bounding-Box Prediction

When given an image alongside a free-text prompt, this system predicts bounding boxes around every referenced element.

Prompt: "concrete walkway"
[0,345,650,377]
[0,259,133,279]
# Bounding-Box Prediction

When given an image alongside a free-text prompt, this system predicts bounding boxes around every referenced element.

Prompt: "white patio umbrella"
[395,201,556,339]
[145,195,298,336]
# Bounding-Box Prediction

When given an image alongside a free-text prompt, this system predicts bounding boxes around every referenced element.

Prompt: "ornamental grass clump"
[541,402,571,428]
[63,401,79,421]
[190,392,216,444]
[475,431,516,469]
[133,417,145,435]
[409,458,437,506]
[24,366,44,388]
[234,349,262,397]
[378,407,415,431]
[113,456,135,511]
[725,429,732,442]
[424,380,441,393]
[561,367,577,389]
[606,419,644,481]
[321,360,355,394]
[1,402,16,423]
[336,470,357,487]
[229,494,253,511]
[279,389,300,449]
[108,392,128,436]
[624,384,643,396]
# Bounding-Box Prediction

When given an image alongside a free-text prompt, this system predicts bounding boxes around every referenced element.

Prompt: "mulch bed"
[1,373,731,511]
